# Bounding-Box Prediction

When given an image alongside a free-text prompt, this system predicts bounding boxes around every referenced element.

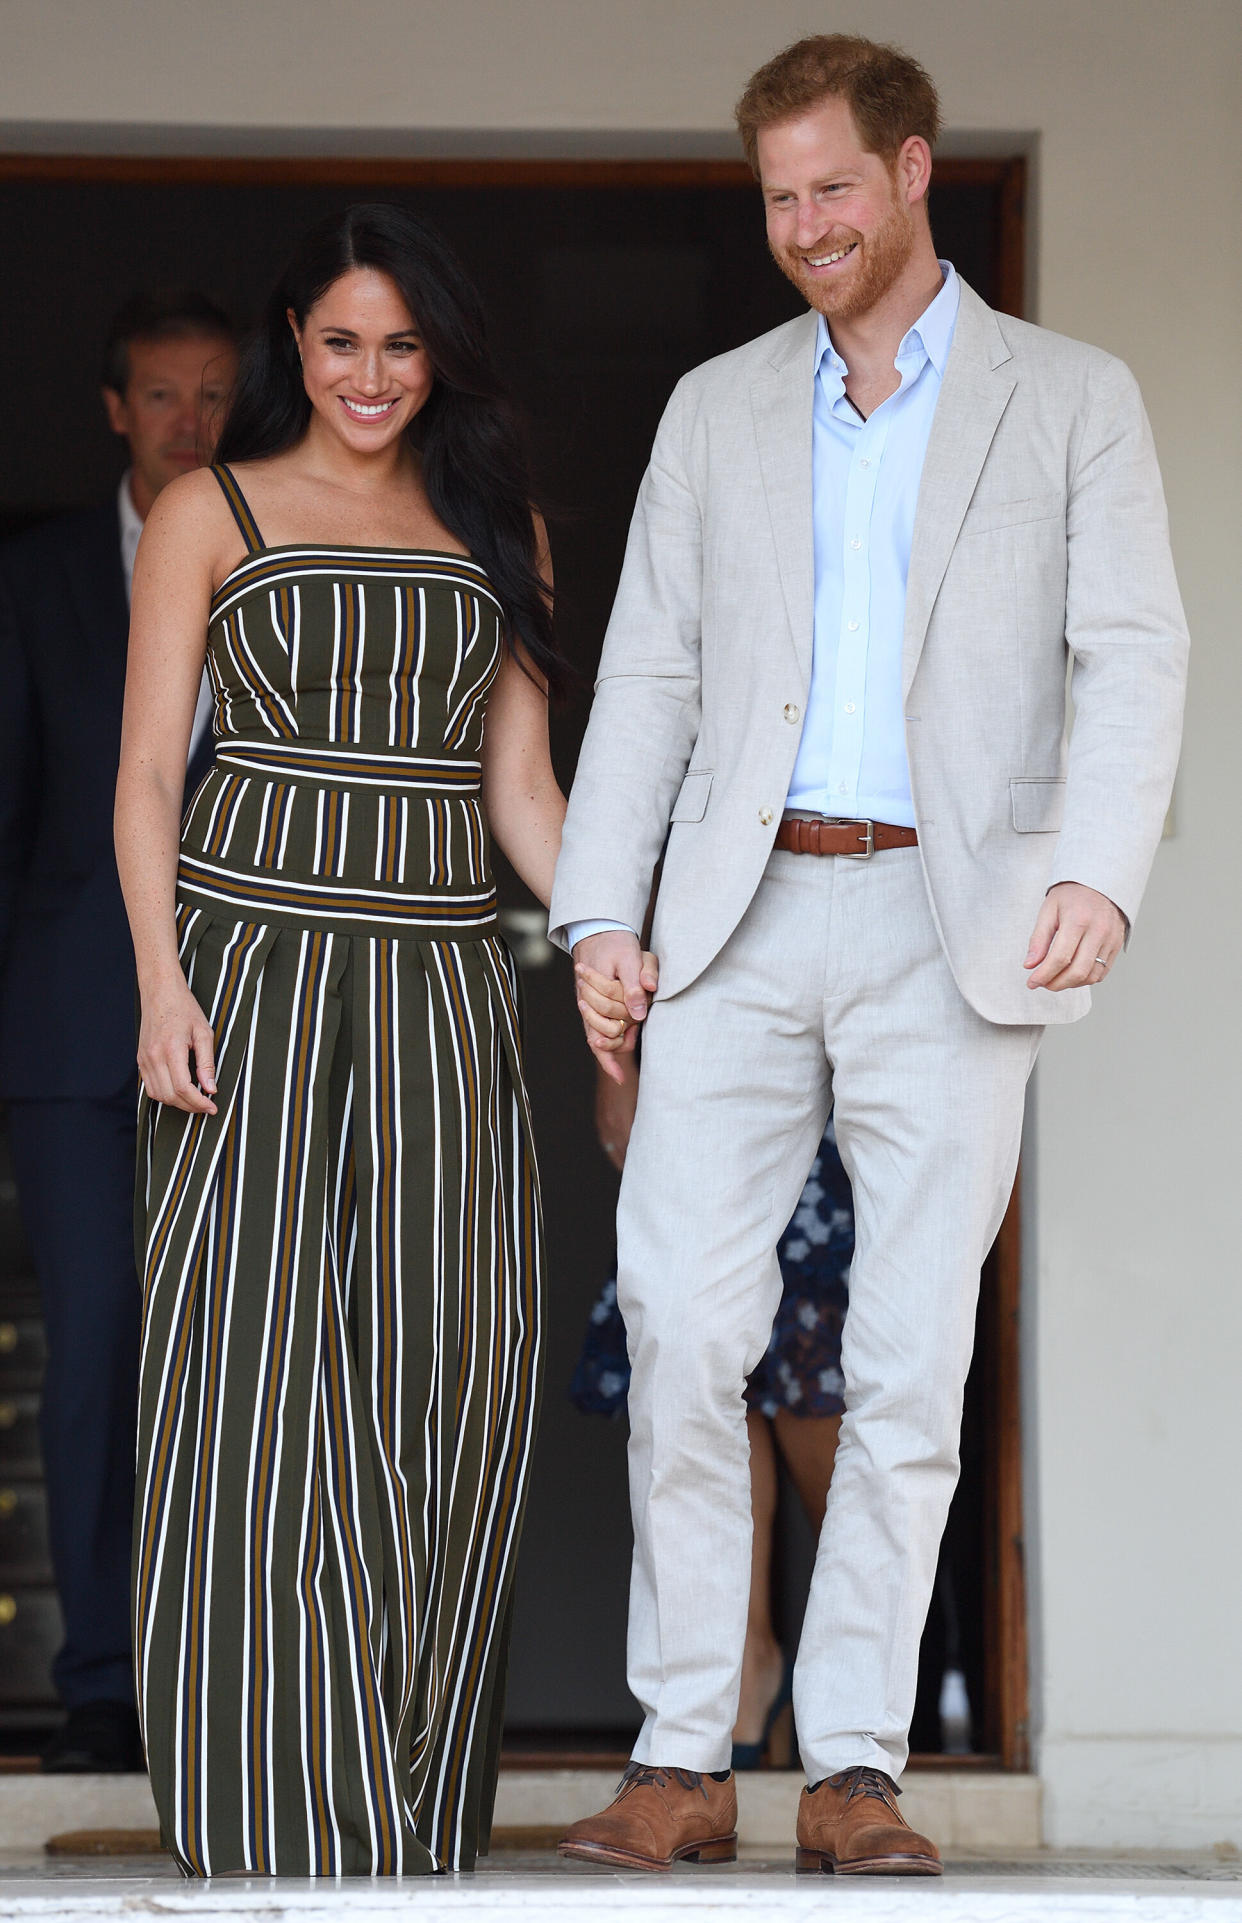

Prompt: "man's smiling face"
[759,94,919,325]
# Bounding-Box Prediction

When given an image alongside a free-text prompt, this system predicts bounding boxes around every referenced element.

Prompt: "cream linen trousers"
[618,843,1042,1782]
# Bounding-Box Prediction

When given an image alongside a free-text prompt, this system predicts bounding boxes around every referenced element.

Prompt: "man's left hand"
[1024,882,1126,992]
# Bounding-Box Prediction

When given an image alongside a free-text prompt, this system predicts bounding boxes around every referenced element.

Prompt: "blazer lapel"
[751,311,819,681]
[903,283,1017,693]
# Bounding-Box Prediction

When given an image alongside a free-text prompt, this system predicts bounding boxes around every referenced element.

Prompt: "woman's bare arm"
[479,521,564,907]
[479,637,567,910]
[114,470,231,1113]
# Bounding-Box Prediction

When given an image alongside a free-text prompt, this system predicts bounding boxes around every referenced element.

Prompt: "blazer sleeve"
[0,564,38,971]
[548,377,704,950]
[1049,354,1189,927]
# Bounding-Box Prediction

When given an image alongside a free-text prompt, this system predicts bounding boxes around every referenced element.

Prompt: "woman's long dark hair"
[216,203,567,696]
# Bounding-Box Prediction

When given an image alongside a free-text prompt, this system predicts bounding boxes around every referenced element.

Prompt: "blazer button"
[784,702,800,723]
[759,806,774,826]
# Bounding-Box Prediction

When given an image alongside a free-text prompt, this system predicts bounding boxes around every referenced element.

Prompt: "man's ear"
[101,385,128,437]
[900,134,933,209]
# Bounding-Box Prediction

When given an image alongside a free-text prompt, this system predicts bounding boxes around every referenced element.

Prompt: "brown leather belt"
[775,815,919,858]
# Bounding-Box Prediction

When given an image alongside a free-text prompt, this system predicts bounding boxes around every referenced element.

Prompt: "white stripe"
[276,789,295,868]
[337,792,351,878]
[289,584,302,696]
[388,583,403,744]
[351,589,365,746]
[313,790,327,873]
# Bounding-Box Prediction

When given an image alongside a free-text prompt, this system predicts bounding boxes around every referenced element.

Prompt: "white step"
[0,1856,1239,1921]
[0,1767,1041,1852]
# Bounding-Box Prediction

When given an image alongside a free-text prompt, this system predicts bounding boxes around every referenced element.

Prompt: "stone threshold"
[0,1766,1040,1852]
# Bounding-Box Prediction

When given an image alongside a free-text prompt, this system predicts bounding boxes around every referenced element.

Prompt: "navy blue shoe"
[731,1658,795,1772]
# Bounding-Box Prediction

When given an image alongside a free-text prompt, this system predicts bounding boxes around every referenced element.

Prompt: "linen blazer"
[549,281,1188,1026]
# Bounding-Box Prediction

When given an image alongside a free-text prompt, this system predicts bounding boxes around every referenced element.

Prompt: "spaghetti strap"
[211,463,265,554]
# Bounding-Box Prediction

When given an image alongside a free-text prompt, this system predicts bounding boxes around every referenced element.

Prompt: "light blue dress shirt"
[786,262,960,826]
[568,263,960,950]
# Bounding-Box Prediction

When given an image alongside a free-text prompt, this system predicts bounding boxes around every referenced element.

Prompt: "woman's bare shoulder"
[137,468,242,589]
[143,465,230,535]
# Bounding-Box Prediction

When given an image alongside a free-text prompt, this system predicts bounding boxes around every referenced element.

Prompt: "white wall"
[4,0,1239,1850]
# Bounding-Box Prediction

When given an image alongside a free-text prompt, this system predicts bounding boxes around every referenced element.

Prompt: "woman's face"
[290,267,434,453]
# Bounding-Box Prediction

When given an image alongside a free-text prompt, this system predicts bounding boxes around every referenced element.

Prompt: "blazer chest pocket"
[1010,776,1066,833]
[670,769,713,823]
[960,492,1063,537]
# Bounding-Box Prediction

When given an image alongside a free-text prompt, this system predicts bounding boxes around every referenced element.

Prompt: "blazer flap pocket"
[670,769,713,823]
[961,492,1063,536]
[1011,776,1066,833]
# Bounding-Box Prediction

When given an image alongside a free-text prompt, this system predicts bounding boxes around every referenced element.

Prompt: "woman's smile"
[339,394,400,421]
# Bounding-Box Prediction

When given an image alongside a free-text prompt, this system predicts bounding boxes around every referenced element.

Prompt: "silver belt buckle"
[840,819,875,859]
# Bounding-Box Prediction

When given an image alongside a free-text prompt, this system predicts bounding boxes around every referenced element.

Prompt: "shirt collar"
[117,470,144,546]
[814,259,960,388]
[117,471,145,600]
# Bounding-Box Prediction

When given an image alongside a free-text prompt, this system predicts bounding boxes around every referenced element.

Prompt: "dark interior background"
[0,169,1015,1750]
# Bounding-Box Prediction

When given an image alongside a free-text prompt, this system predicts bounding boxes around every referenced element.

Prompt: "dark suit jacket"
[0,501,210,1101]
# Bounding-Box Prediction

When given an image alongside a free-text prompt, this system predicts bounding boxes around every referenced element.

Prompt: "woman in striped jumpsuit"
[115,206,630,1876]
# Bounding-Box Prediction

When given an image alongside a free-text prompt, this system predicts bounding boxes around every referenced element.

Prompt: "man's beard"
[772,188,916,324]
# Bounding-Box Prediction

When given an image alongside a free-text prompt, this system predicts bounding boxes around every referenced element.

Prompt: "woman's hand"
[573,933,659,1084]
[138,975,219,1115]
[595,1054,640,1172]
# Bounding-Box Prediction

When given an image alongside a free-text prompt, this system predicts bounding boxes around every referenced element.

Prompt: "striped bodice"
[179,469,505,940]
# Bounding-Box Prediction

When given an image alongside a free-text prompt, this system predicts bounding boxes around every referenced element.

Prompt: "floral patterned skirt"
[570,1121,851,1421]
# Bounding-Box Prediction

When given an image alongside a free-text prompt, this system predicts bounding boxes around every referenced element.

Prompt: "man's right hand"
[573,930,660,1085]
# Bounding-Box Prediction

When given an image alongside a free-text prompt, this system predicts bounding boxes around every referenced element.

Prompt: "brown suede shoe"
[558,1764,738,1871]
[796,1766,942,1876]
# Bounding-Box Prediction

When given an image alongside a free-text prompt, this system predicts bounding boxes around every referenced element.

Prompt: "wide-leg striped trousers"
[134,908,543,1876]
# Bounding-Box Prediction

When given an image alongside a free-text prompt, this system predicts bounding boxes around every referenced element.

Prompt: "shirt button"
[850,537,862,550]
[783,702,800,723]
[859,457,871,468]
[844,701,856,714]
[759,806,774,826]
[847,620,860,632]
[838,783,848,795]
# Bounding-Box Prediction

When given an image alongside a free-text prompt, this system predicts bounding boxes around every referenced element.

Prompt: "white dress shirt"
[118,472,214,765]
[567,264,960,951]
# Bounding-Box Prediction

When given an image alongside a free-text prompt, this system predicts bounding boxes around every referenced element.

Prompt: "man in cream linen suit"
[554,35,1188,1877]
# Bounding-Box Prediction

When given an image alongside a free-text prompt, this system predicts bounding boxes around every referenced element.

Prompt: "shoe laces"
[828,1765,901,1810]
[616,1762,709,1802]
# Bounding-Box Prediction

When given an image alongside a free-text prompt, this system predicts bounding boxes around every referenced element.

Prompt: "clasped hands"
[573,932,659,1085]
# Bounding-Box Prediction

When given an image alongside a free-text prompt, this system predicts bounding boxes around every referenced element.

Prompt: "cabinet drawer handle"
[0,1490,16,1516]
[0,1325,16,1354]
[0,1595,14,1625]
[0,1403,16,1428]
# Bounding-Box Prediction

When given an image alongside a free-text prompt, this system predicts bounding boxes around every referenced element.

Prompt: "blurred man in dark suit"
[0,290,237,1770]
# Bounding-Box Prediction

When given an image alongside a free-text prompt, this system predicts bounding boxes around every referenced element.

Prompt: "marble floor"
[2,1848,1242,1921]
